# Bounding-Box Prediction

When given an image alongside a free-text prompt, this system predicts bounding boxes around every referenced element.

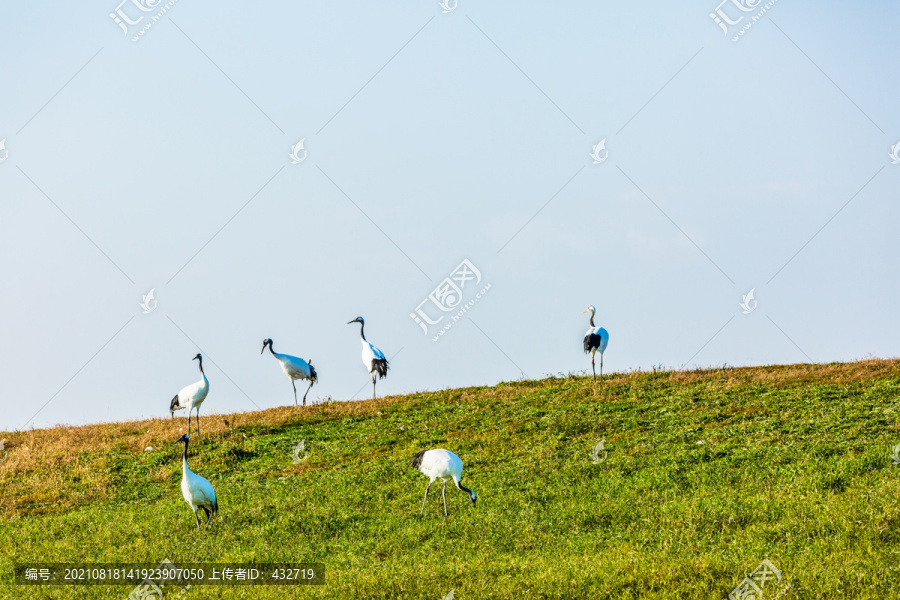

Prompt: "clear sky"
[1,1,897,431]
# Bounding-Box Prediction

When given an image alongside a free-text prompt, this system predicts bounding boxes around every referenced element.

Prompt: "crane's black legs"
[192,506,214,531]
[187,412,192,436]
[591,353,604,380]
[372,377,376,401]
[291,379,315,406]
[196,408,200,436]
[441,480,448,516]
[201,506,212,530]
[420,482,432,513]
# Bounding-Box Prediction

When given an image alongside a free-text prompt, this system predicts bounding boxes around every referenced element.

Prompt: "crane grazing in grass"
[581,305,609,380]
[169,353,209,435]
[347,316,389,400]
[176,434,217,531]
[260,338,318,406]
[411,448,476,516]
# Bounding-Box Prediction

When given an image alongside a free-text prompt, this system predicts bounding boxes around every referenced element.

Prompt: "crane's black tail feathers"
[584,333,603,354]
[308,362,318,384]
[169,394,181,414]
[372,358,389,379]
[410,449,427,470]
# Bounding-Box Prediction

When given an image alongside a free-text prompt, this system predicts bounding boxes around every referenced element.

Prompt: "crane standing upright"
[169,353,209,435]
[581,305,609,380]
[347,316,389,400]
[175,434,217,531]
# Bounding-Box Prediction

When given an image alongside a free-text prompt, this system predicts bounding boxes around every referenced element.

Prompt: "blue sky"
[1,1,897,431]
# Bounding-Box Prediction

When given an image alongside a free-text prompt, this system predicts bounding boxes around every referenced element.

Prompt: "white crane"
[169,353,209,435]
[175,434,217,531]
[347,316,389,400]
[410,448,476,516]
[261,338,318,406]
[581,305,609,380]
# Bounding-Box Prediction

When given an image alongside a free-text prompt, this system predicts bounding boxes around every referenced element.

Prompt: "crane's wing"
[279,353,312,379]
[584,328,609,353]
[191,475,217,508]
[368,342,386,361]
[177,381,200,401]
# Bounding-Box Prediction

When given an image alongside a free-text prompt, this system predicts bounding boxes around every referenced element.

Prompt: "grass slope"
[2,360,900,599]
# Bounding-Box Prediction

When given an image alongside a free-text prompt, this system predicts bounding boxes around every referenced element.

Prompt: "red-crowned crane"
[169,353,209,435]
[261,338,318,406]
[175,434,217,531]
[581,305,609,380]
[411,448,476,516]
[347,316,389,400]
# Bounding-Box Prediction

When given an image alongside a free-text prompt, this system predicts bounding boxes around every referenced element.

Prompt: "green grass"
[3,360,900,598]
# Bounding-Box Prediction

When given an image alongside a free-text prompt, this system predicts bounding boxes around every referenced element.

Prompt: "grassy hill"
[2,360,900,599]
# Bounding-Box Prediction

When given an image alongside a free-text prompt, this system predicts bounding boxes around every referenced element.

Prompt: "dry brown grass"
[1,394,399,473]
[4,359,898,470]
[0,393,409,517]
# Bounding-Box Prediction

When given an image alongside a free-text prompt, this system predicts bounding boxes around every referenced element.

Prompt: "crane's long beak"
[260,344,265,355]
[580,309,590,315]
[347,319,357,325]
